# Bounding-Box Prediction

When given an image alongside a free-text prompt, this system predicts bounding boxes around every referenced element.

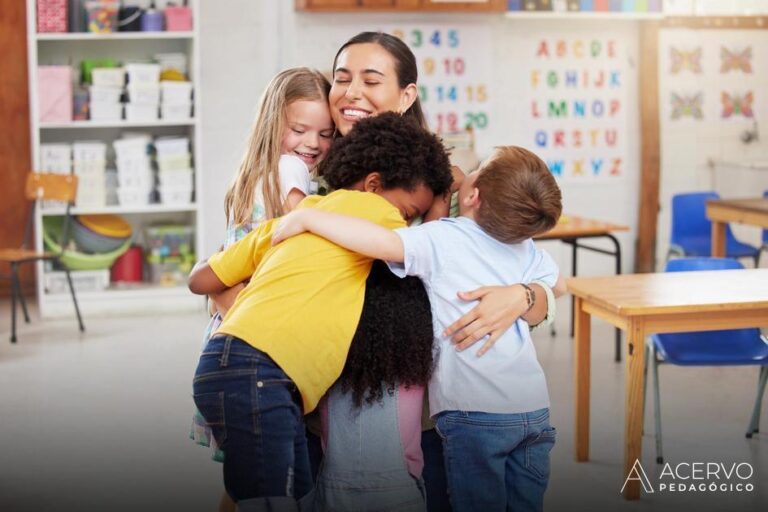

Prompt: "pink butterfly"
[670,47,702,74]
[721,92,754,118]
[720,47,752,73]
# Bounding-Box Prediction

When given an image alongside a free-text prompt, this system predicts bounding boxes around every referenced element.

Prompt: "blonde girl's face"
[330,43,416,136]
[281,100,334,167]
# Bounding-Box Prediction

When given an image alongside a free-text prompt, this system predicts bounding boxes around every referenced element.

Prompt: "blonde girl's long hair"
[224,67,331,227]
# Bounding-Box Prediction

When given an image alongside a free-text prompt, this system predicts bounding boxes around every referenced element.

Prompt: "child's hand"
[272,209,310,245]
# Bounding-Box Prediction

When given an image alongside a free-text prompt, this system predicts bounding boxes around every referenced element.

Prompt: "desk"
[706,198,768,257]
[567,269,768,500]
[536,216,629,361]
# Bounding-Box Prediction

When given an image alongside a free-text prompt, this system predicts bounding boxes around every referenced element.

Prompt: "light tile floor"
[0,300,766,512]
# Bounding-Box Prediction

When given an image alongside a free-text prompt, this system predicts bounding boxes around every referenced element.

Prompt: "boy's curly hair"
[321,112,452,197]
[340,260,435,407]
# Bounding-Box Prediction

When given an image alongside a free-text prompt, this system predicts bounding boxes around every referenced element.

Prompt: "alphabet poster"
[523,38,629,181]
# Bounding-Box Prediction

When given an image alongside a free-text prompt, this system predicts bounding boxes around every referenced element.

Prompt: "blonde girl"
[190,67,333,511]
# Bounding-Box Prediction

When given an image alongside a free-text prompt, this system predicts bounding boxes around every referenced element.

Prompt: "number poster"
[523,37,629,181]
[381,24,493,140]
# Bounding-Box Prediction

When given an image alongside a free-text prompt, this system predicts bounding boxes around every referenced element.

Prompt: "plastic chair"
[760,190,768,266]
[0,173,85,342]
[667,191,759,264]
[644,257,768,464]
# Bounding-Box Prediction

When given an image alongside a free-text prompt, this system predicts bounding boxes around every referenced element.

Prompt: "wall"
[200,2,641,277]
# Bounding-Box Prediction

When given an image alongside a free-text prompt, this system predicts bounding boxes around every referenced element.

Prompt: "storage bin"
[158,168,193,188]
[40,143,72,173]
[158,185,192,205]
[118,188,153,206]
[164,6,192,31]
[73,214,133,253]
[127,83,160,104]
[111,246,144,283]
[117,172,153,190]
[44,270,110,294]
[89,85,123,103]
[157,154,192,172]
[160,102,192,121]
[154,137,189,156]
[85,0,119,33]
[145,225,194,258]
[73,142,107,162]
[125,63,161,84]
[37,0,68,33]
[146,255,195,286]
[89,101,123,121]
[113,136,151,157]
[160,80,192,104]
[90,66,125,87]
[125,103,159,122]
[38,65,73,123]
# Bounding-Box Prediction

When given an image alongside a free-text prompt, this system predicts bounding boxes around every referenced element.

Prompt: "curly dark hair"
[321,112,452,197]
[340,260,435,407]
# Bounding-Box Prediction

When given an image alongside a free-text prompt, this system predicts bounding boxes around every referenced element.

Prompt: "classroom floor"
[0,299,766,512]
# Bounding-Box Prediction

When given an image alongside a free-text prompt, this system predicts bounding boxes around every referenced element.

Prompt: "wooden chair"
[0,173,85,342]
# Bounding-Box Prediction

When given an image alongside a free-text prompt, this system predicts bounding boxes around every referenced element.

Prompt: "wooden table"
[536,215,629,361]
[706,197,768,257]
[567,269,768,500]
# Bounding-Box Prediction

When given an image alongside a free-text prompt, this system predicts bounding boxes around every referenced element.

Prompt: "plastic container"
[158,185,192,205]
[37,0,68,33]
[90,66,124,87]
[73,142,107,162]
[157,154,192,171]
[117,6,142,31]
[44,270,110,294]
[73,214,132,253]
[158,168,193,188]
[145,225,194,258]
[127,83,160,104]
[154,137,189,156]
[110,245,144,283]
[113,136,151,157]
[160,102,192,121]
[164,6,192,31]
[117,188,152,206]
[140,9,164,32]
[85,0,119,33]
[89,101,123,121]
[125,103,159,122]
[160,80,192,104]
[146,254,194,286]
[125,63,161,84]
[43,216,131,271]
[89,85,122,103]
[38,65,73,123]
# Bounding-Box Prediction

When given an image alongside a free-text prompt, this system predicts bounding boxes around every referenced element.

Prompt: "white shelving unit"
[505,11,665,20]
[26,0,203,318]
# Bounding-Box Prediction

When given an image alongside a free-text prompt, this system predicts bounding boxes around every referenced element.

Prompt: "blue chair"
[760,190,768,265]
[667,192,759,264]
[645,257,768,464]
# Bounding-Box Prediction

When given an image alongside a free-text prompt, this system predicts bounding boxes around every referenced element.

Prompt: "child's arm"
[272,209,405,263]
[209,282,246,318]
[189,261,229,295]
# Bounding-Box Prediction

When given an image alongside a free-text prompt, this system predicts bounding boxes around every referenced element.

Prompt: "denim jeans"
[422,428,452,512]
[192,335,312,508]
[435,408,555,512]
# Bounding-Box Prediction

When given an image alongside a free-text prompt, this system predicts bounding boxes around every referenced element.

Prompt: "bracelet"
[520,283,536,313]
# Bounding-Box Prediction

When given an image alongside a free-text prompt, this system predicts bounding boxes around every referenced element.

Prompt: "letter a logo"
[621,459,654,494]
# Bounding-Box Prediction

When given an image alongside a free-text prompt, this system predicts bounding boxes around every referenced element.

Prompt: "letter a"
[621,459,655,494]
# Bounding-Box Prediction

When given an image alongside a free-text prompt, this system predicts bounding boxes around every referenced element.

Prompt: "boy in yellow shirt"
[188,113,453,509]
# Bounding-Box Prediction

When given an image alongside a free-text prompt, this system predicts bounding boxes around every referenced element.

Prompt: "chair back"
[25,172,78,203]
[665,257,743,273]
[670,191,718,247]
[763,190,768,244]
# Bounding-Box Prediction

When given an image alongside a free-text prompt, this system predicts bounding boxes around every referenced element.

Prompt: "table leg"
[623,319,647,500]
[711,221,726,257]
[574,296,591,462]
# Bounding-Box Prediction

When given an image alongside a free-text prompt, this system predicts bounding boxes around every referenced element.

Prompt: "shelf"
[505,11,664,20]
[40,119,196,129]
[41,203,198,216]
[36,31,194,41]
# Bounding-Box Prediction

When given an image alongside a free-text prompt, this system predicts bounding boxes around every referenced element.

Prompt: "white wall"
[200,2,641,277]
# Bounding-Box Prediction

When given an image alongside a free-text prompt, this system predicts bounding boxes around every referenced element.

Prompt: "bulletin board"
[522,36,630,182]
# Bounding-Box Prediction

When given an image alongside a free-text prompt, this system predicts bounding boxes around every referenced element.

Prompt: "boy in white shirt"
[273,145,564,512]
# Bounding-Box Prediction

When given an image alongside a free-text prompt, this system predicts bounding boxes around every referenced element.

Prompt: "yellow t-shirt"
[208,189,406,413]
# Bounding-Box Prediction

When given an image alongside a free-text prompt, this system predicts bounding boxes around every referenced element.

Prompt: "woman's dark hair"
[340,260,435,407]
[322,112,452,197]
[333,31,428,130]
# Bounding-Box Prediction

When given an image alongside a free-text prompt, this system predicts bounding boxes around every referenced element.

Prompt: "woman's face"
[329,43,416,136]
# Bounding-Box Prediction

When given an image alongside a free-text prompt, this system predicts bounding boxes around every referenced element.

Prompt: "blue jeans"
[422,428,452,512]
[192,335,312,507]
[435,408,555,512]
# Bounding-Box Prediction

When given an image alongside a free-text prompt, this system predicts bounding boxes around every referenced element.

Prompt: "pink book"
[38,66,73,123]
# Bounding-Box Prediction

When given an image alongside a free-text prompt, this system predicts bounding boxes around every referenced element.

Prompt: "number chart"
[524,37,629,182]
[382,25,493,137]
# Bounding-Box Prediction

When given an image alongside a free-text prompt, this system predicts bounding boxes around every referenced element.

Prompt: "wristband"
[520,283,536,313]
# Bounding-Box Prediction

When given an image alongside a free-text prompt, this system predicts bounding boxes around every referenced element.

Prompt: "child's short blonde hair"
[474,146,562,244]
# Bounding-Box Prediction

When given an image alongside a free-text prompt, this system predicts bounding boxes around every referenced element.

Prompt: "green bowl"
[43,217,132,271]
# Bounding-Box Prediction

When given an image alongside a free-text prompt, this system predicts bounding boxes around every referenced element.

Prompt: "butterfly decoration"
[670,93,704,120]
[720,47,752,73]
[670,47,703,74]
[721,92,754,118]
